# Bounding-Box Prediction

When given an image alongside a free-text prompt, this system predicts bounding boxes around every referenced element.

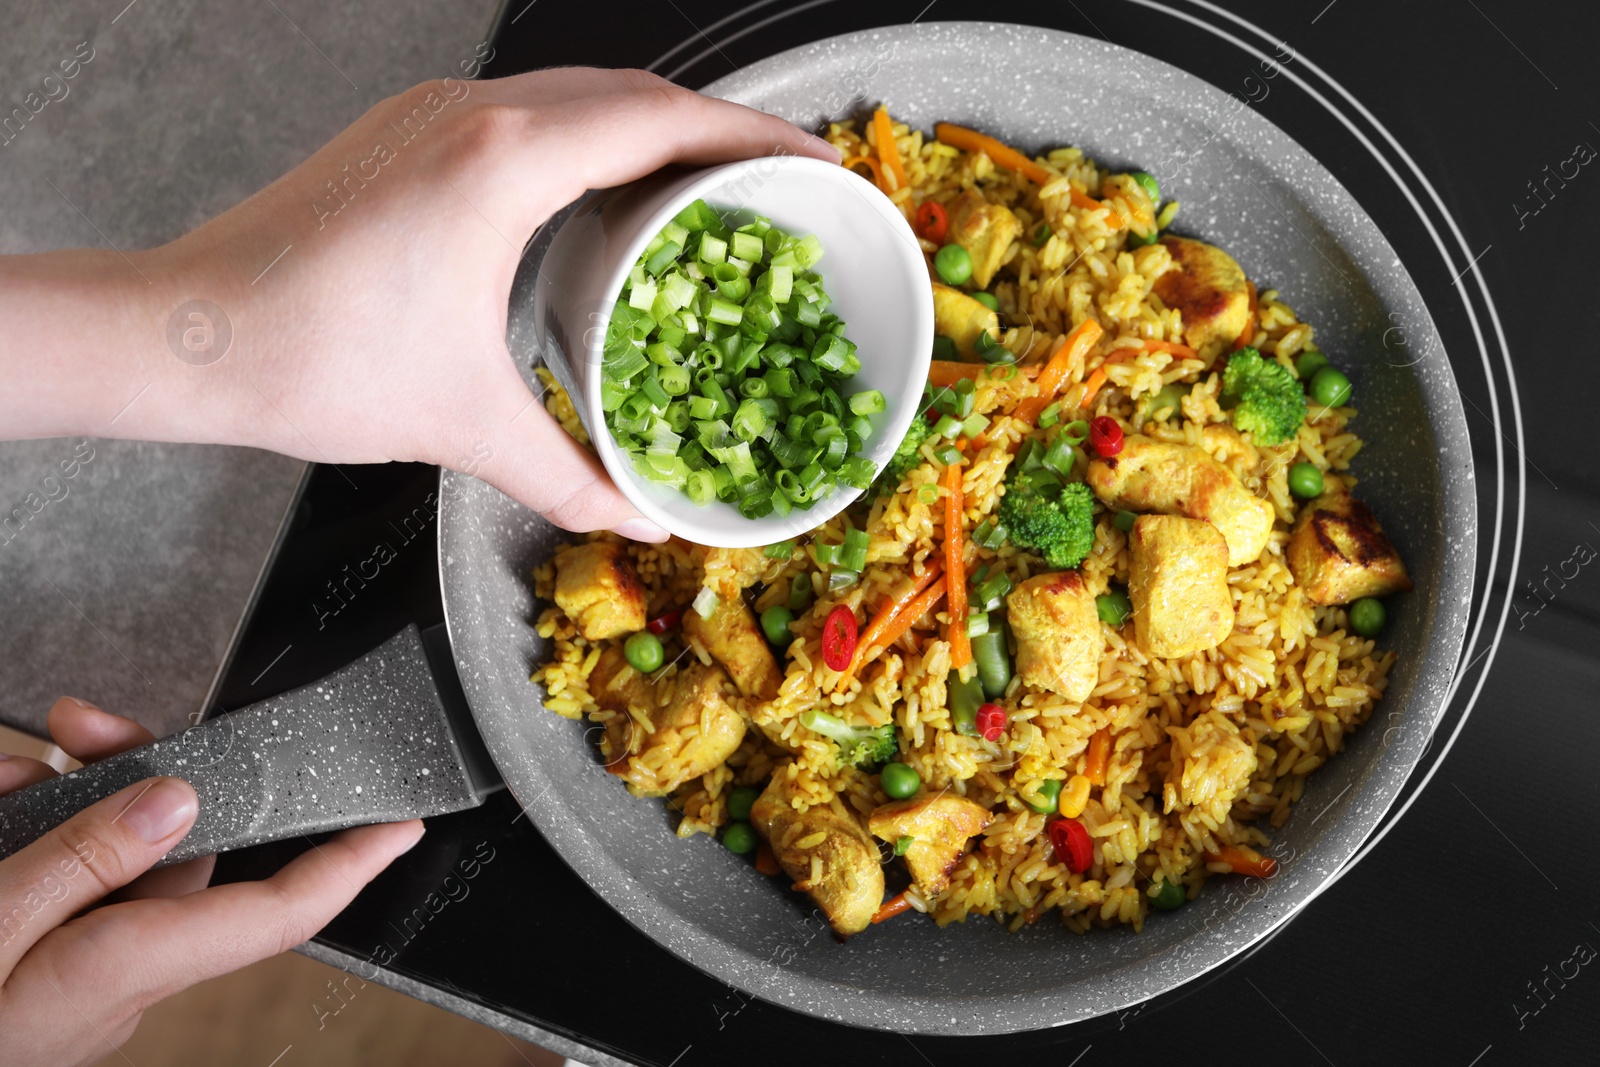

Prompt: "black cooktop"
[212,2,1599,1063]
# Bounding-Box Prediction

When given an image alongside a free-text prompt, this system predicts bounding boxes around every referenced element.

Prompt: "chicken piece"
[682,595,783,701]
[1006,570,1102,702]
[751,773,884,936]
[946,189,1022,289]
[553,541,646,641]
[1286,478,1412,605]
[598,661,745,797]
[586,644,653,714]
[931,282,1000,360]
[868,794,992,898]
[1151,236,1253,364]
[1128,515,1234,659]
[1086,434,1274,567]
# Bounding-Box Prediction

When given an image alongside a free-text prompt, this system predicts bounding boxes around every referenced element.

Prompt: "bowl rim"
[581,154,932,548]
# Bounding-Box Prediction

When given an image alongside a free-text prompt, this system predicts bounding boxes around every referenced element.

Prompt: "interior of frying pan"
[439,22,1475,1035]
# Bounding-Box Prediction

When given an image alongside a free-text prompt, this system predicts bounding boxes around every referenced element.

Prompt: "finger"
[0,776,197,973]
[116,855,217,903]
[46,696,157,763]
[455,363,668,542]
[0,753,57,795]
[471,70,840,233]
[27,820,423,1014]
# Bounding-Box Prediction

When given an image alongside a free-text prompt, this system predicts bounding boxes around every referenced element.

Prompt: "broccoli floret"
[998,476,1096,570]
[872,414,935,495]
[799,709,898,768]
[1221,347,1306,446]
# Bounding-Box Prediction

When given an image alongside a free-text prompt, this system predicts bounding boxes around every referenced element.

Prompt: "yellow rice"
[529,115,1394,934]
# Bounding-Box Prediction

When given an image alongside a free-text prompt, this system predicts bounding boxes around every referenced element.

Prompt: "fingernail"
[615,517,669,543]
[119,778,198,843]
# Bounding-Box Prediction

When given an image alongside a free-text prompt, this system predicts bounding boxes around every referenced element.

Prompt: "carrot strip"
[1205,845,1277,879]
[1233,280,1258,351]
[933,123,1123,227]
[1085,728,1111,785]
[873,107,910,195]
[928,360,985,386]
[872,892,913,924]
[852,562,944,670]
[862,576,948,666]
[943,461,970,670]
[1140,338,1198,358]
[754,841,781,877]
[934,122,1055,185]
[1012,319,1104,426]
[844,154,885,189]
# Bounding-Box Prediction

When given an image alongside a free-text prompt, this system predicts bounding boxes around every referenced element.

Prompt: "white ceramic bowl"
[531,155,932,548]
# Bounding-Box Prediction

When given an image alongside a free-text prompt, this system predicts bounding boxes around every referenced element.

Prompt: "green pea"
[1288,462,1324,499]
[880,762,921,800]
[932,335,957,360]
[1026,778,1063,815]
[727,786,760,822]
[760,605,795,646]
[1130,170,1160,202]
[1309,366,1352,408]
[623,630,664,673]
[1294,349,1329,381]
[1096,591,1133,627]
[971,291,1000,311]
[1114,510,1137,533]
[1152,878,1187,911]
[934,243,973,286]
[1349,597,1386,637]
[722,822,758,854]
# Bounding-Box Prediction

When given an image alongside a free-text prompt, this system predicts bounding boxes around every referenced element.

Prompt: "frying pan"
[0,22,1475,1036]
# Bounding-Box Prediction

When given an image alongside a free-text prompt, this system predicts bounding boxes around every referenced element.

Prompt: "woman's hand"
[0,699,422,1067]
[1,68,838,541]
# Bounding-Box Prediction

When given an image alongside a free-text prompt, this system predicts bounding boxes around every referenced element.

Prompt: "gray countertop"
[0,0,500,738]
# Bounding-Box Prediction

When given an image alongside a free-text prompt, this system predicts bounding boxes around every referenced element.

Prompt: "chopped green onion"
[972,517,1007,550]
[933,445,962,466]
[966,610,991,638]
[828,569,860,591]
[1060,419,1091,447]
[849,390,886,416]
[1037,401,1062,429]
[840,527,870,572]
[691,586,719,619]
[764,539,796,560]
[1114,509,1137,533]
[933,414,963,439]
[917,483,940,505]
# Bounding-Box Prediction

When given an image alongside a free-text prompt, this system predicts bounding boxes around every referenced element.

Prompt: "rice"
[528,114,1396,936]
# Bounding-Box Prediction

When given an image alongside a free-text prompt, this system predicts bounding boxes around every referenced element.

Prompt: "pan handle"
[0,626,485,865]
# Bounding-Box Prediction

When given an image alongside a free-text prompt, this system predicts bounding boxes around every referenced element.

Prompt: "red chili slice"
[1088,416,1124,458]
[975,702,1007,742]
[821,605,858,672]
[1048,818,1094,874]
[646,610,682,635]
[915,201,948,244]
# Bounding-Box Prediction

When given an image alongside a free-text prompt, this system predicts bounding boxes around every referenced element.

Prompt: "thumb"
[458,376,668,542]
[0,776,196,972]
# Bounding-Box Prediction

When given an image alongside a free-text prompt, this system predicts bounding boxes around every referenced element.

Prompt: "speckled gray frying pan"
[0,22,1475,1037]
[454,22,1474,1034]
